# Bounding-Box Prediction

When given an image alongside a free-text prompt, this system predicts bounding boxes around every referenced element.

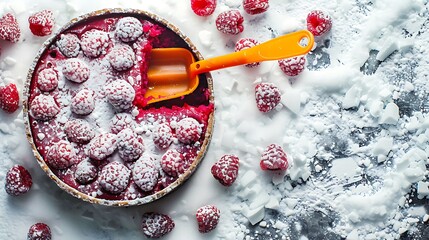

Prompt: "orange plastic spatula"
[146,30,314,104]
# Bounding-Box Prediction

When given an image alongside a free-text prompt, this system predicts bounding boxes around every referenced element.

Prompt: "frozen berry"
[175,117,202,144]
[71,89,95,115]
[56,33,80,58]
[46,140,76,170]
[161,149,185,177]
[5,165,32,196]
[28,223,51,240]
[62,58,90,83]
[132,156,158,192]
[64,119,95,144]
[153,122,173,150]
[109,44,136,71]
[306,10,332,37]
[260,144,289,170]
[110,113,136,134]
[196,205,220,233]
[278,56,306,76]
[243,0,269,15]
[105,80,135,112]
[211,155,239,186]
[99,161,131,194]
[80,29,109,58]
[74,160,98,184]
[0,83,19,113]
[0,13,21,42]
[28,10,54,37]
[216,10,244,35]
[255,82,281,113]
[29,94,60,121]
[115,17,143,42]
[141,212,175,238]
[89,133,118,161]
[117,128,144,162]
[235,38,260,67]
[37,68,58,92]
[191,0,217,17]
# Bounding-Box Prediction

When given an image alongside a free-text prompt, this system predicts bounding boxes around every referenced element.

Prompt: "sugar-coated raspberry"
[80,29,110,58]
[191,0,217,17]
[196,205,220,233]
[89,133,118,161]
[141,212,175,238]
[109,44,136,71]
[153,122,173,150]
[306,10,332,37]
[56,34,81,58]
[115,17,143,42]
[260,144,289,170]
[255,82,281,113]
[235,38,260,68]
[243,0,269,15]
[278,56,306,76]
[28,223,51,240]
[64,119,95,144]
[216,10,244,35]
[211,155,239,186]
[37,68,58,92]
[110,113,136,134]
[28,10,55,37]
[74,160,98,184]
[175,117,202,144]
[29,94,60,121]
[99,161,131,194]
[0,83,19,113]
[5,165,32,196]
[132,156,158,192]
[161,149,185,177]
[46,140,76,170]
[62,58,90,83]
[117,128,145,162]
[71,89,95,115]
[0,13,21,42]
[105,80,135,112]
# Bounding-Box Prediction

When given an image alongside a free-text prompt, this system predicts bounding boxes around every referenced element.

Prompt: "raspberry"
[243,0,269,15]
[132,156,158,192]
[235,38,260,68]
[74,160,98,184]
[62,58,90,83]
[109,44,136,71]
[0,13,21,42]
[28,10,55,37]
[4,165,32,196]
[260,144,289,171]
[56,34,80,58]
[0,83,19,113]
[80,29,110,58]
[29,94,60,121]
[46,140,76,170]
[255,82,281,113]
[71,89,95,115]
[117,128,145,162]
[278,56,306,76]
[306,10,332,37]
[99,161,131,194]
[216,10,244,35]
[105,80,135,112]
[28,223,51,240]
[175,117,202,144]
[153,122,173,150]
[37,68,58,92]
[196,205,220,233]
[191,0,217,17]
[160,149,185,177]
[211,155,239,186]
[64,119,95,144]
[89,133,118,161]
[115,17,143,42]
[110,113,136,134]
[141,212,175,238]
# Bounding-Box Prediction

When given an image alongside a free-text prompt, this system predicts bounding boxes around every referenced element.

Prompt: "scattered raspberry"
[89,133,118,161]
[255,82,281,113]
[175,117,202,144]
[56,33,81,58]
[141,212,175,238]
[306,10,332,37]
[71,89,95,115]
[260,144,289,171]
[28,10,55,37]
[191,0,217,17]
[37,68,58,92]
[117,128,145,162]
[109,44,136,71]
[105,80,135,112]
[46,140,76,170]
[0,13,21,42]
[29,94,60,121]
[211,155,239,186]
[243,0,269,15]
[216,10,244,35]
[27,223,51,240]
[0,83,19,113]
[80,29,110,58]
[64,119,95,144]
[74,160,98,184]
[235,38,260,67]
[115,17,143,42]
[110,113,136,134]
[132,156,158,192]
[62,58,90,83]
[196,205,220,233]
[153,122,173,150]
[161,149,185,177]
[99,161,131,194]
[4,165,32,196]
[278,56,306,76]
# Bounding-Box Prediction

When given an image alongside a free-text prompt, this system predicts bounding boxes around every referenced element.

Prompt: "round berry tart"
[23,9,214,206]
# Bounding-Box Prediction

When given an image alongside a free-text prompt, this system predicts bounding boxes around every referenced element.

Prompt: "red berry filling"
[28,223,51,240]
[71,89,95,115]
[243,0,269,15]
[141,212,175,238]
[62,58,90,83]
[216,10,244,35]
[28,10,55,37]
[260,144,289,171]
[115,17,143,42]
[278,56,306,76]
[80,29,110,58]
[5,165,33,196]
[132,156,158,192]
[105,80,135,112]
[99,161,131,194]
[235,38,260,68]
[29,94,60,121]
[211,155,239,186]
[0,83,20,113]
[0,13,21,42]
[196,205,220,233]
[64,119,95,144]
[46,140,76,170]
[306,10,332,37]
[161,149,185,177]
[255,82,281,113]
[175,117,202,144]
[88,133,118,161]
[191,0,217,17]
[56,33,81,58]
[117,128,145,162]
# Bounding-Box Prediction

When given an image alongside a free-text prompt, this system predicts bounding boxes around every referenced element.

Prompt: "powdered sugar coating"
[74,160,98,184]
[132,156,158,191]
[37,68,58,92]
[110,113,136,134]
[56,33,81,58]
[115,17,143,42]
[80,29,110,58]
[260,144,289,170]
[175,117,202,144]
[46,140,76,170]
[62,58,90,83]
[161,149,185,177]
[70,89,95,115]
[29,94,60,121]
[99,161,131,194]
[105,80,135,112]
[235,38,260,68]
[153,122,173,149]
[88,133,118,161]
[117,128,145,162]
[215,10,244,35]
[64,119,95,143]
[278,56,306,76]
[108,44,136,71]
[5,165,33,196]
